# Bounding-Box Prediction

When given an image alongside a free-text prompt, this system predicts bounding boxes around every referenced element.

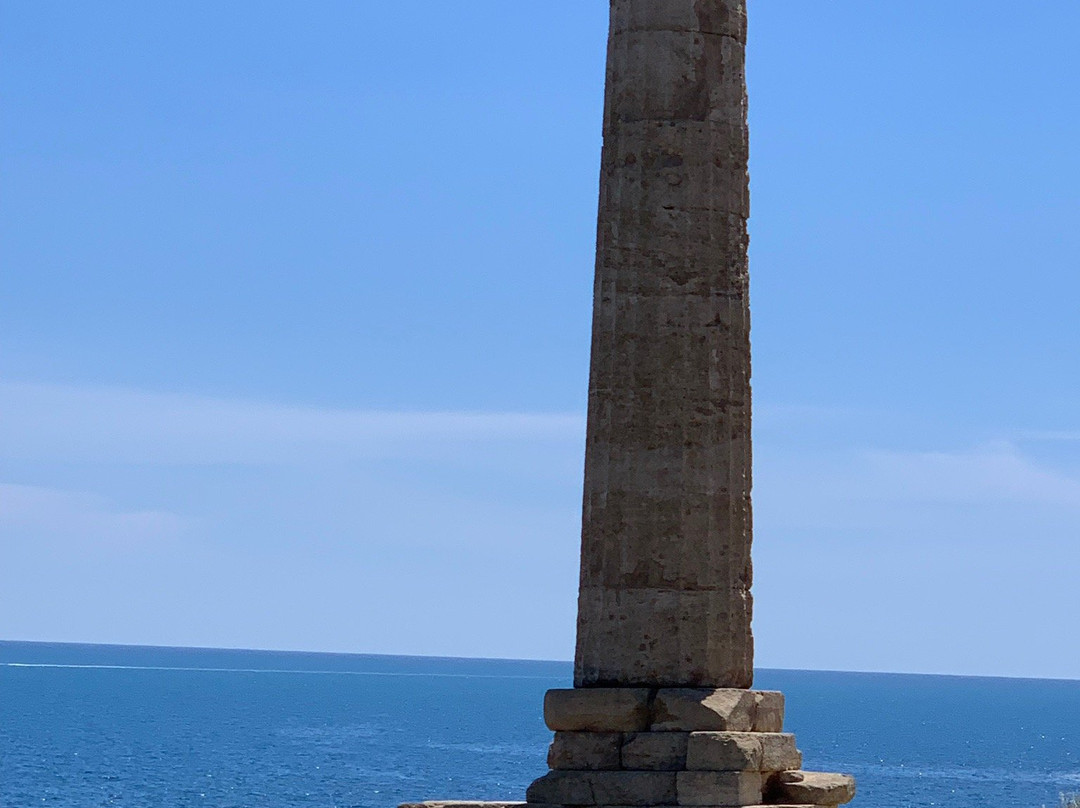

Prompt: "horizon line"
[2,638,1077,685]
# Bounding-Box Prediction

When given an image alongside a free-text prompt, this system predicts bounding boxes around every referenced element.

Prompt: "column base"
[400,688,855,808]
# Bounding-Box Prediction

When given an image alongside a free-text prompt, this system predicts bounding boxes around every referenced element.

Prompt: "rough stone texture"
[603,32,747,129]
[548,732,622,771]
[759,734,801,773]
[751,691,784,733]
[686,732,801,772]
[685,732,759,771]
[526,771,677,806]
[598,122,749,219]
[677,771,762,806]
[767,771,856,806]
[544,688,652,732]
[652,689,755,732]
[621,732,690,771]
[576,590,752,689]
[573,0,753,691]
[610,0,747,40]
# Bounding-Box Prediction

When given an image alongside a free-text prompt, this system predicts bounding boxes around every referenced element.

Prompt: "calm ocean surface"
[1,642,1077,808]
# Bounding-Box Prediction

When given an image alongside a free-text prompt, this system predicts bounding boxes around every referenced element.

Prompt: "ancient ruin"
[402,1,855,806]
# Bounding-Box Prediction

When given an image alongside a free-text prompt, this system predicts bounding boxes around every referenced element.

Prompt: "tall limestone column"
[402,3,857,805]
[575,0,753,691]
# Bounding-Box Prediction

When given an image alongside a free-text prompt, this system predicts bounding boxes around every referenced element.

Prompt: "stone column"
[401,4,858,805]
[575,0,753,689]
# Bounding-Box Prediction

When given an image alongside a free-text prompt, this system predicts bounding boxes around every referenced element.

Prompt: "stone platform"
[401,688,855,808]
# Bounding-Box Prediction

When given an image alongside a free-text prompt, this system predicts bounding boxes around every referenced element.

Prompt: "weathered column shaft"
[404,6,859,806]
[574,0,753,689]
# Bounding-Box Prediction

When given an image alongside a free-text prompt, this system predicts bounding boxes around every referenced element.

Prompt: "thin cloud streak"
[863,443,1080,508]
[4,382,1079,674]
[0,483,187,544]
[0,381,585,465]
[1018,430,1080,442]
[755,437,1080,539]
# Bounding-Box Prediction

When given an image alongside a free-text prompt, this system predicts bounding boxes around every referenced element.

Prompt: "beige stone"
[767,771,856,806]
[610,0,747,40]
[526,771,677,806]
[576,591,753,689]
[543,688,651,732]
[652,689,755,731]
[759,734,801,772]
[751,691,784,733]
[685,732,759,771]
[677,771,762,806]
[621,732,689,771]
[686,732,801,772]
[548,732,622,770]
[579,489,752,590]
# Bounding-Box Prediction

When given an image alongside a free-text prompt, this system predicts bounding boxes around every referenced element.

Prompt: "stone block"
[621,732,689,770]
[526,771,677,806]
[543,688,652,732]
[599,121,749,217]
[588,344,751,439]
[606,292,750,344]
[652,689,755,731]
[579,489,753,591]
[767,771,856,806]
[548,732,622,770]
[575,590,753,689]
[759,734,801,773]
[610,0,747,41]
[598,215,749,288]
[686,732,801,773]
[603,31,746,127]
[751,691,784,733]
[595,207,748,296]
[677,771,762,806]
[685,732,759,771]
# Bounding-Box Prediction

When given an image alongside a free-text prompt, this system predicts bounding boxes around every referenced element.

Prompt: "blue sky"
[2,1,1079,679]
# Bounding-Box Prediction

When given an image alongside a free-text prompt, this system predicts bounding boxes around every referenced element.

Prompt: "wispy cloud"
[1017,429,1080,442]
[0,380,584,465]
[755,435,1080,538]
[0,483,186,545]
[3,384,1078,675]
[862,442,1080,507]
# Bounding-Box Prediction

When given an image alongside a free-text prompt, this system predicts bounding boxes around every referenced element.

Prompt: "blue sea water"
[1,642,1077,808]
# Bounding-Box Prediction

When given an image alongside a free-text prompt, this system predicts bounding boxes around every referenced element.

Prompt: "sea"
[1,641,1077,808]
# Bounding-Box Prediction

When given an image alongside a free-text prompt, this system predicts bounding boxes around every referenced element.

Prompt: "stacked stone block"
[523,688,854,808]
